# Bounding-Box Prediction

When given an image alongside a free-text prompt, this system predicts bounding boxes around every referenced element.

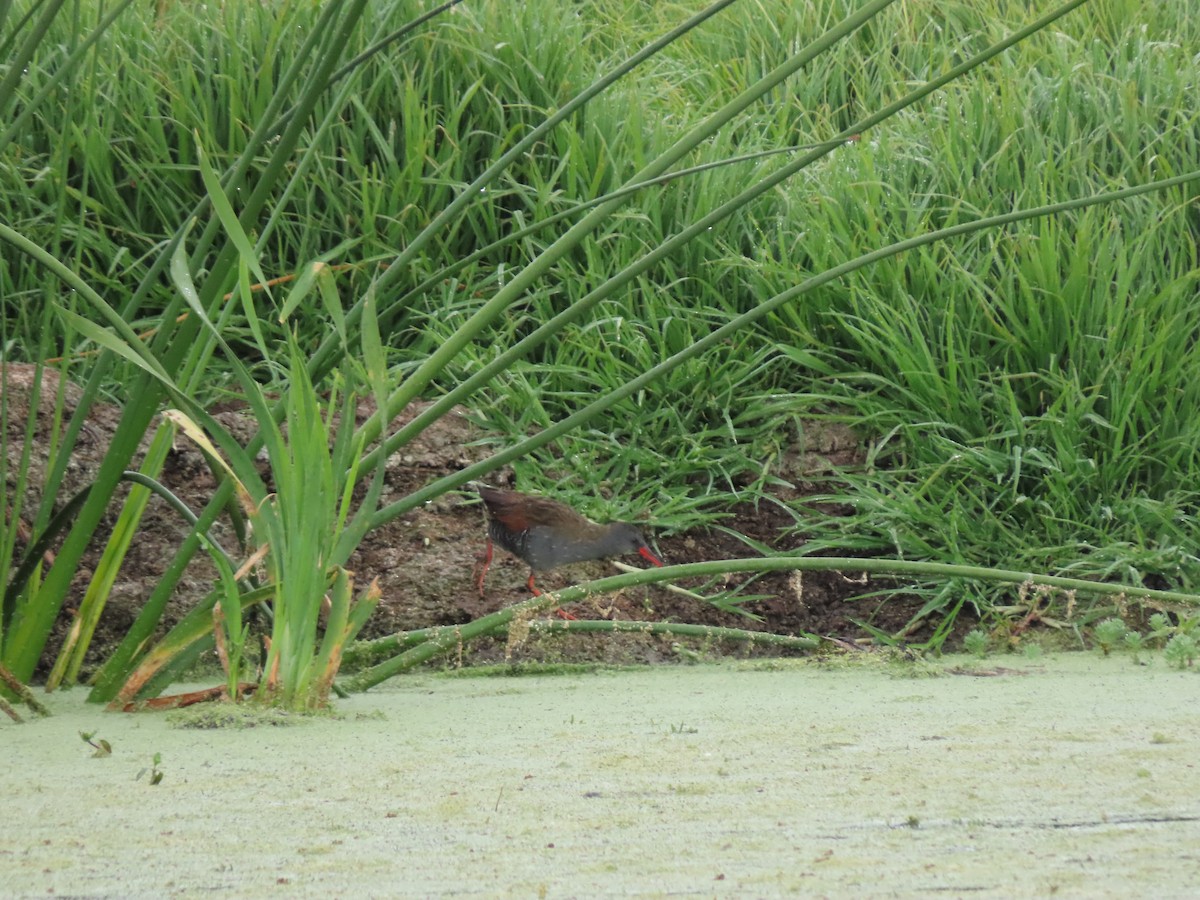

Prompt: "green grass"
[754,11,1200,633]
[3,0,1199,659]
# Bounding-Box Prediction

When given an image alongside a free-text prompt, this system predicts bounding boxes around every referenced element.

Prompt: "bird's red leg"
[528,571,579,620]
[474,539,494,597]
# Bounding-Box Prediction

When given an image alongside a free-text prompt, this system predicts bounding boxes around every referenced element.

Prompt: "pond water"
[3,654,1198,897]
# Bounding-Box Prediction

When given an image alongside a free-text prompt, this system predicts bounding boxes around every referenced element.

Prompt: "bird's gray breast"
[524,526,597,571]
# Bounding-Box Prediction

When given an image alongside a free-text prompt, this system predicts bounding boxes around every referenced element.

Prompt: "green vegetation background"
[4,0,1198,639]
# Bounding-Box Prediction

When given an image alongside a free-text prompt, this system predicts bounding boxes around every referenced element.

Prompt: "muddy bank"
[5,364,914,681]
[3,654,1198,897]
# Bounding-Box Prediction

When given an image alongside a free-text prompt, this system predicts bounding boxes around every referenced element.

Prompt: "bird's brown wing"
[478,488,594,532]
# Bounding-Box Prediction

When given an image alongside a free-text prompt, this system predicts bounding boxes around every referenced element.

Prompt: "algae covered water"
[3,654,1198,897]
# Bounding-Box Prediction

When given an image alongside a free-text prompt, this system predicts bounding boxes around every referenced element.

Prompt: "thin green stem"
[341,553,1200,692]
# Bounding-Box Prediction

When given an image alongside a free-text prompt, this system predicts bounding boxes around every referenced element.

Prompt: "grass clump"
[963,629,990,659]
[1075,612,1200,667]
[1093,617,1130,656]
[1163,634,1199,670]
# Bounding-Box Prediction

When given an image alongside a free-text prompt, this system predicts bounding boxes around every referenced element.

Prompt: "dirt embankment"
[4,362,907,678]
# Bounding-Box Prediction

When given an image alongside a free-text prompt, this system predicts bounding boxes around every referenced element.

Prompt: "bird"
[470,483,664,612]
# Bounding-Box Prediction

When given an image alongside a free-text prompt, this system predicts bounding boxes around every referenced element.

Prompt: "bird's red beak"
[639,546,664,567]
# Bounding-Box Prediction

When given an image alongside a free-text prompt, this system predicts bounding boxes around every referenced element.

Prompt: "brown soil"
[3,364,933,680]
